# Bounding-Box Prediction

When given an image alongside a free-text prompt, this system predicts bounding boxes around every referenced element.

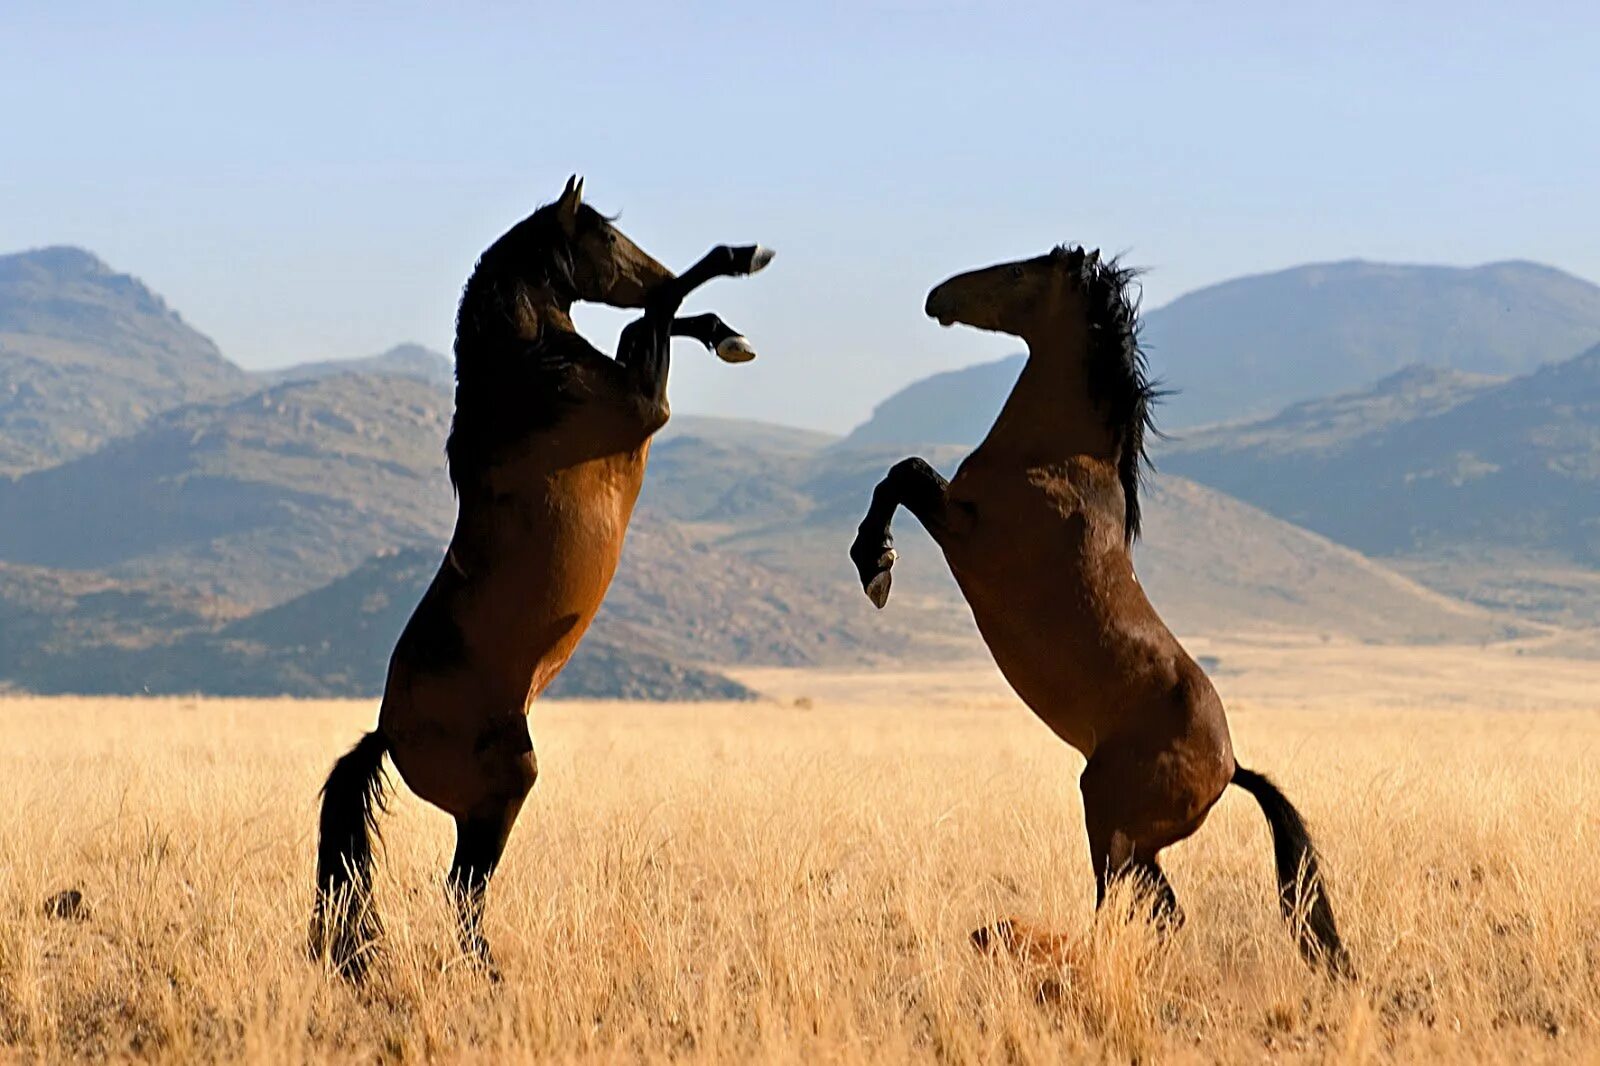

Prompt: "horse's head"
[484,176,675,310]
[545,175,676,308]
[923,246,1102,340]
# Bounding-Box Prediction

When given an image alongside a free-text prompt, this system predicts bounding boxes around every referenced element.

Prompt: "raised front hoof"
[727,244,776,275]
[850,543,898,609]
[715,335,758,363]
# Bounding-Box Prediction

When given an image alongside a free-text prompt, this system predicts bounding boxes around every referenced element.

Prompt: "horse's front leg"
[649,244,775,311]
[616,242,774,412]
[672,313,758,364]
[849,457,950,608]
[616,314,673,415]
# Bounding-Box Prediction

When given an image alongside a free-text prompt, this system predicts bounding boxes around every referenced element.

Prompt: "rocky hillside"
[1160,346,1600,566]
[0,550,752,700]
[257,343,454,389]
[0,373,456,607]
[0,246,1574,698]
[0,246,252,474]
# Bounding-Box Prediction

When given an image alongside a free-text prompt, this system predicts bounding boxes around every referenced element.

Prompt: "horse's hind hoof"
[715,336,758,363]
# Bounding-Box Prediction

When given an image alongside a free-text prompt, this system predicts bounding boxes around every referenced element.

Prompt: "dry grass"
[3,638,1600,1063]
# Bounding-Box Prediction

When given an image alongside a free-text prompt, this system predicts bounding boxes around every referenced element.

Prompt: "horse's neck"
[980,339,1114,466]
[526,288,576,340]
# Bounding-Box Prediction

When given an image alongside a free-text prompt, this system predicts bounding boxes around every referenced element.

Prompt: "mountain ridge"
[843,258,1600,444]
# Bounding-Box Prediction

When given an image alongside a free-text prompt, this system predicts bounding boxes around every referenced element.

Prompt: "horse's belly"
[468,513,629,694]
[943,535,1118,756]
[963,602,1102,754]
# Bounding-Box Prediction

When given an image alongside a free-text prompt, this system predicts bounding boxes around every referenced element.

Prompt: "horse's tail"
[309,729,391,978]
[1231,764,1354,979]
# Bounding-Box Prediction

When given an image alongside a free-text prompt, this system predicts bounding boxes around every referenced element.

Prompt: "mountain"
[0,246,1574,699]
[0,246,252,475]
[842,259,1600,445]
[1144,259,1600,427]
[1160,346,1600,565]
[257,343,455,389]
[662,438,1521,648]
[212,548,752,700]
[839,355,1026,448]
[0,372,456,607]
[0,550,752,700]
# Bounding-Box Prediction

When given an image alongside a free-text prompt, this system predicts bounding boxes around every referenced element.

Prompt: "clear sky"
[4,2,1598,431]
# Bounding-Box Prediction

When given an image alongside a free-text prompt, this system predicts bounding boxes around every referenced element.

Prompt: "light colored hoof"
[747,246,776,274]
[715,336,758,364]
[864,550,897,609]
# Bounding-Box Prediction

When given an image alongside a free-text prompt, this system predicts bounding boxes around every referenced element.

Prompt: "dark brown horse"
[849,246,1351,976]
[310,176,773,978]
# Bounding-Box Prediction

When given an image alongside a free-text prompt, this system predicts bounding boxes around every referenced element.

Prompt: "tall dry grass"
[3,642,1599,1063]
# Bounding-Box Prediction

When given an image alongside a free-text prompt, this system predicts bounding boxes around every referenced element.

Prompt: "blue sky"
[4,2,1598,431]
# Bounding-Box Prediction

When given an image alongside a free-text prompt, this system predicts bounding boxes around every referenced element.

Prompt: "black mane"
[445,202,605,487]
[1053,245,1161,542]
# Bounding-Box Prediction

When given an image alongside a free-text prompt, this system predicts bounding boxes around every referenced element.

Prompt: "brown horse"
[310,176,774,979]
[849,246,1351,976]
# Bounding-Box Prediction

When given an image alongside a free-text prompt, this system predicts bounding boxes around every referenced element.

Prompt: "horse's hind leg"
[447,723,538,977]
[1081,754,1206,934]
[1098,852,1185,932]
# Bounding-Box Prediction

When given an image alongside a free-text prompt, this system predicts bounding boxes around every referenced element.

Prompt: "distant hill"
[0,550,752,700]
[214,548,752,700]
[0,372,456,607]
[842,259,1600,444]
[0,246,251,474]
[1159,346,1600,628]
[651,437,1523,649]
[257,343,455,389]
[0,245,1576,698]
[839,355,1026,449]
[1145,259,1600,427]
[1160,346,1600,564]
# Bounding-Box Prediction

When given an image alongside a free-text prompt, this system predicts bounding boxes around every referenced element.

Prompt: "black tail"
[1231,765,1354,979]
[309,730,391,979]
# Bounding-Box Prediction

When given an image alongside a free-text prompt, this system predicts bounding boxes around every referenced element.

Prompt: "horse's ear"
[556,174,584,235]
[1086,248,1101,268]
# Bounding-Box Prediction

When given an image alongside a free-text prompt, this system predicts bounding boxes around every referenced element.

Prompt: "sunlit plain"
[3,638,1598,1063]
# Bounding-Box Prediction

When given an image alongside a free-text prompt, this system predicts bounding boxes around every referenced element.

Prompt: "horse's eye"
[1008,265,1025,280]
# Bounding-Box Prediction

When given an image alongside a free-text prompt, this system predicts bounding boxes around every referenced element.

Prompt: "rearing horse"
[849,246,1351,976]
[310,176,774,978]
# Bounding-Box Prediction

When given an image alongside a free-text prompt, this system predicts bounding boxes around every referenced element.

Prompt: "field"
[3,637,1600,1063]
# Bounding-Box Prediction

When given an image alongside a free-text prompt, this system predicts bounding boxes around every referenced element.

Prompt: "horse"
[848,245,1352,977]
[309,176,774,979]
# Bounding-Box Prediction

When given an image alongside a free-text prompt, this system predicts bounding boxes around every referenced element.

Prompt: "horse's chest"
[543,453,648,560]
[944,461,1094,570]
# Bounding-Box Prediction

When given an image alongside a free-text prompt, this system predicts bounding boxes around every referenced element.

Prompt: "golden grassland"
[3,637,1599,1063]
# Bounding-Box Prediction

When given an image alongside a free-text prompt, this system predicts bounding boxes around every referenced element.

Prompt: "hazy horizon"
[6,2,1598,431]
